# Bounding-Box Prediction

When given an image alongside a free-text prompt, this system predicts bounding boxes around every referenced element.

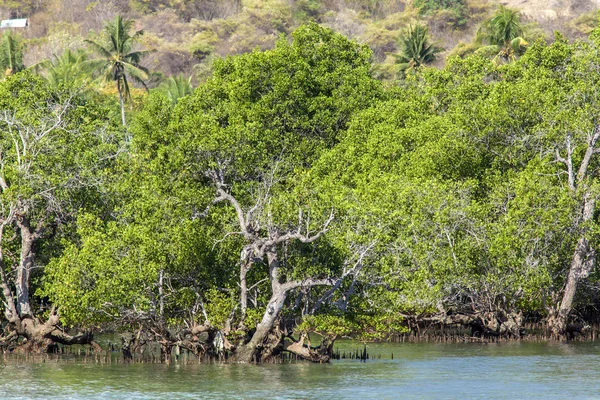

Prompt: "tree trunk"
[239,261,249,323]
[118,80,126,127]
[160,342,172,363]
[158,269,164,322]
[0,266,18,322]
[234,250,289,362]
[550,194,596,339]
[16,230,34,318]
[1,221,101,354]
[6,314,101,353]
[234,289,287,362]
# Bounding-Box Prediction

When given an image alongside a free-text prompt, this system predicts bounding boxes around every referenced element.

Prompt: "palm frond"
[38,49,92,87]
[160,73,194,104]
[84,39,112,59]
[483,6,525,47]
[395,24,442,71]
[125,49,156,64]
[122,61,150,81]
[0,31,25,75]
[510,37,528,51]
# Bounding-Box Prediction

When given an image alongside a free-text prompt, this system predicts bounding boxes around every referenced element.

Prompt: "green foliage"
[0,72,122,321]
[157,73,194,104]
[36,49,92,88]
[177,22,381,178]
[9,18,600,345]
[483,6,524,45]
[414,0,469,28]
[0,72,120,216]
[44,24,385,336]
[297,314,359,338]
[298,313,407,341]
[0,30,25,77]
[42,215,157,325]
[202,289,235,329]
[43,91,229,328]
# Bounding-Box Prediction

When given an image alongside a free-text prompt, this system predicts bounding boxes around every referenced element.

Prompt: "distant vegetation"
[0,0,590,84]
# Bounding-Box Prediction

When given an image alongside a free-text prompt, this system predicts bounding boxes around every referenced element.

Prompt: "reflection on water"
[1,341,600,399]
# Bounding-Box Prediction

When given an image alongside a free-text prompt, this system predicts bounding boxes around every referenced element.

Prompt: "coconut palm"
[0,30,25,77]
[393,24,442,76]
[476,6,528,63]
[85,15,154,126]
[159,73,194,104]
[36,49,92,88]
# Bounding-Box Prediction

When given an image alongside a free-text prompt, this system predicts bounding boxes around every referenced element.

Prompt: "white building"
[0,19,28,29]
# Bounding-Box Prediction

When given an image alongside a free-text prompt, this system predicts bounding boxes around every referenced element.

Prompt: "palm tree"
[159,73,194,104]
[476,6,528,63]
[36,49,92,88]
[85,15,154,126]
[393,24,442,76]
[0,30,25,77]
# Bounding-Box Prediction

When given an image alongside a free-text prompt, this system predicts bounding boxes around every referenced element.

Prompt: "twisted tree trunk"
[206,172,339,363]
[234,252,288,362]
[233,251,337,362]
[549,194,596,339]
[16,228,34,318]
[0,216,101,353]
[4,311,101,353]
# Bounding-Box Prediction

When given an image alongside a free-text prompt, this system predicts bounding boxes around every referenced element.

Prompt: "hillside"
[2,0,599,83]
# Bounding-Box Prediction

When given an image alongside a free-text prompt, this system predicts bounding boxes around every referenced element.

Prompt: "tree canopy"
[3,20,600,361]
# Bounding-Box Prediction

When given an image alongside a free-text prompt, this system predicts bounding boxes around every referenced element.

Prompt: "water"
[2,341,600,399]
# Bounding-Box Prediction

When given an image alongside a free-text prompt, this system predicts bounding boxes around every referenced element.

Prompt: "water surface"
[2,341,599,399]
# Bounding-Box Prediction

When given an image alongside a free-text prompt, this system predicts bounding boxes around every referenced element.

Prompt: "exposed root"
[2,313,101,354]
[285,333,335,363]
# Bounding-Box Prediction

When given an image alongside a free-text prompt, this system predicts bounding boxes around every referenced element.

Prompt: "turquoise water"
[2,341,600,399]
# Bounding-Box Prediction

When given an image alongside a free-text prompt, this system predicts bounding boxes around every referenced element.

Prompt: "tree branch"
[282,277,336,292]
[577,124,600,184]
[262,210,334,248]
[555,146,575,191]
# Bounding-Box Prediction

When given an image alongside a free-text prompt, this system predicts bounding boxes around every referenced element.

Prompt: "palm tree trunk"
[117,80,126,126]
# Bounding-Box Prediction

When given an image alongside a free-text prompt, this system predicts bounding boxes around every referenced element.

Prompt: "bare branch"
[282,277,336,292]
[214,187,253,239]
[248,278,269,291]
[312,241,377,313]
[262,209,334,248]
[577,124,600,184]
[555,147,575,191]
[212,230,244,250]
